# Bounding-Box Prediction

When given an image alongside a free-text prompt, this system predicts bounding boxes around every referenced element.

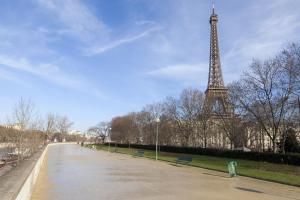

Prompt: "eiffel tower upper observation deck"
[204,4,230,116]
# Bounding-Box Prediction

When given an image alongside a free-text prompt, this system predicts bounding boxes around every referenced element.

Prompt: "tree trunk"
[272,138,277,153]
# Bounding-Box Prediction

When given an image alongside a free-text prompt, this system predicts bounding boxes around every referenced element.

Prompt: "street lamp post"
[155,117,160,161]
[108,127,112,152]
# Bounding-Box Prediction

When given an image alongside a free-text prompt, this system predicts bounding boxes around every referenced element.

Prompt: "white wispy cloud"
[0,55,105,98]
[38,0,109,43]
[135,20,157,26]
[86,26,161,55]
[146,63,208,86]
[38,0,160,55]
[0,68,30,86]
[0,24,56,58]
[223,0,300,72]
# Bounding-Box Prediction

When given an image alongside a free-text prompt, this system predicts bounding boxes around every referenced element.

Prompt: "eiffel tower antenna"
[212,0,215,14]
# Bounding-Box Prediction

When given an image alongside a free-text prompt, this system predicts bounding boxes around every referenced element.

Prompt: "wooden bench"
[133,150,144,157]
[175,156,193,165]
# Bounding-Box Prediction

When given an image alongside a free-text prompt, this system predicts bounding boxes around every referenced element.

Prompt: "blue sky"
[0,0,300,131]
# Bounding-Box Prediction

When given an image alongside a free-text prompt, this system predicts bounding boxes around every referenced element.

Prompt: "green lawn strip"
[84,144,300,187]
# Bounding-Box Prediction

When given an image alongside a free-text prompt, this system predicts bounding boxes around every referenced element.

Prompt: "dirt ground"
[30,144,300,200]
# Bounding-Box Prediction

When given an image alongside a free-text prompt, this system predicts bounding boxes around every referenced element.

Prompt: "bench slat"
[133,150,144,157]
[175,156,193,164]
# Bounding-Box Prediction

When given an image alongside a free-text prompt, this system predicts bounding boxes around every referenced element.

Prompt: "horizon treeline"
[91,43,300,153]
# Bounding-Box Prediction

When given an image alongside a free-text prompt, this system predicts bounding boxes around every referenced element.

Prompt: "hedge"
[104,143,300,166]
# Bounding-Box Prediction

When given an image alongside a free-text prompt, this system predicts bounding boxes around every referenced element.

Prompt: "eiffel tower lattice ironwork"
[204,4,231,117]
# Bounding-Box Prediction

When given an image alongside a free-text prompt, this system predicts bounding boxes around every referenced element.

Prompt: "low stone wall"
[14,143,77,200]
[0,143,77,200]
[14,144,49,200]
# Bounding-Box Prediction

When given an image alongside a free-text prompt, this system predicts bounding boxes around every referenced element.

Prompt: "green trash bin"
[228,161,237,177]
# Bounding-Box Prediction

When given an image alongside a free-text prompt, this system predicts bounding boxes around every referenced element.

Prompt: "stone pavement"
[31,144,300,200]
[0,148,44,200]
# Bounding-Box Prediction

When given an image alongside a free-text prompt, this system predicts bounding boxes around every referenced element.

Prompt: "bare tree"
[233,51,297,152]
[134,111,149,144]
[141,103,163,144]
[46,113,57,134]
[88,122,110,143]
[11,98,37,131]
[56,116,73,141]
[110,115,138,143]
[164,88,204,146]
[5,98,45,162]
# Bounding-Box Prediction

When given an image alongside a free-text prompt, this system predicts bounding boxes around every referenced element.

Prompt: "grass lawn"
[85,144,300,187]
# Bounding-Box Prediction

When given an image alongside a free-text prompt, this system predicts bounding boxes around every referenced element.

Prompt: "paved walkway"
[31,144,300,200]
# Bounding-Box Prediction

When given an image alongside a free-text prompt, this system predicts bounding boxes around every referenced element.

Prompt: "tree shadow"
[169,163,182,167]
[235,187,264,194]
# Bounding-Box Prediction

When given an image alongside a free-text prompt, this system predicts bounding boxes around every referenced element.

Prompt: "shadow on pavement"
[235,187,264,194]
[169,163,183,167]
[202,172,229,178]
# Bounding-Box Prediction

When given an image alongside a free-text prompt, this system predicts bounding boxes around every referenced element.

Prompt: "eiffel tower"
[204,3,231,117]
